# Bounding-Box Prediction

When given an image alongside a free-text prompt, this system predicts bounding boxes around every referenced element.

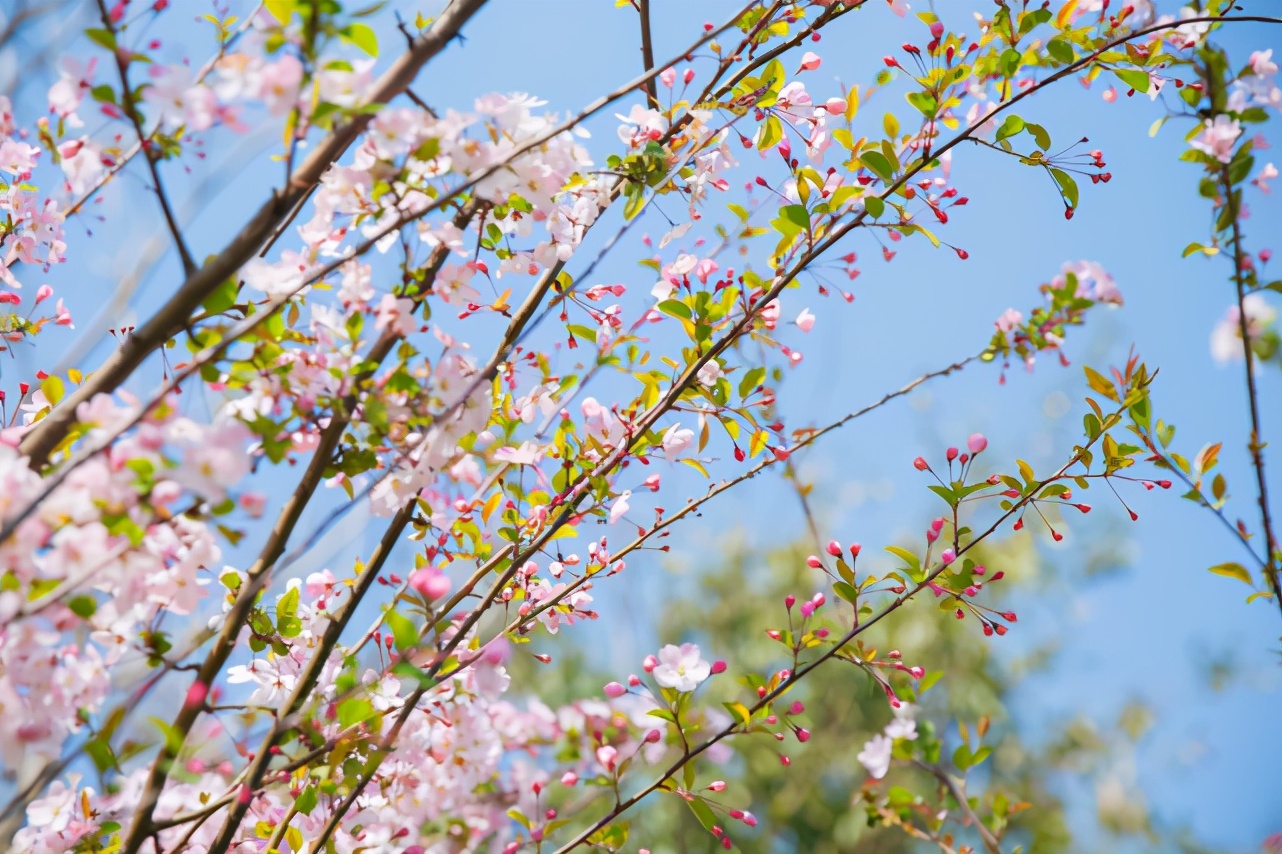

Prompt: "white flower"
[608,490,631,525]
[1189,115,1242,164]
[661,423,694,461]
[1210,293,1276,365]
[884,703,918,741]
[652,643,711,692]
[696,360,723,386]
[857,733,893,779]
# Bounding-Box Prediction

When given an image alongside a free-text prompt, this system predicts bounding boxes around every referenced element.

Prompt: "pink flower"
[1190,115,1242,164]
[1249,49,1278,78]
[1253,161,1278,193]
[796,307,815,332]
[659,67,676,88]
[967,433,987,454]
[994,308,1023,333]
[797,52,821,72]
[596,745,618,772]
[374,293,417,337]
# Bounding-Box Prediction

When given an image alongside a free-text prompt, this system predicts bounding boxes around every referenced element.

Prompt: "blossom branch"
[17,0,490,469]
[1220,161,1281,612]
[551,386,1141,852]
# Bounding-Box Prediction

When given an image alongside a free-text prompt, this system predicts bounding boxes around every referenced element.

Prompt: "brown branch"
[94,0,196,276]
[914,761,1004,854]
[1221,163,1282,613]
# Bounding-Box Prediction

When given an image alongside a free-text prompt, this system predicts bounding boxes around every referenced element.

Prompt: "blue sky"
[6,0,1281,850]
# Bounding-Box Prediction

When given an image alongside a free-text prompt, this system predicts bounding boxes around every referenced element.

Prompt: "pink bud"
[798,51,821,71]
[940,548,956,565]
[913,456,929,471]
[789,701,805,715]
[785,594,796,609]
[596,745,618,772]
[946,446,959,462]
[645,728,662,743]
[603,682,627,698]
[409,569,451,601]
[707,780,727,792]
[184,680,208,710]
[929,20,944,38]
[826,540,842,557]
[683,68,695,84]
[710,660,727,675]
[795,728,810,743]
[35,285,53,305]
[561,771,578,786]
[967,433,988,454]
[849,543,861,557]
[642,654,658,672]
[659,67,676,88]
[824,97,847,115]
[628,673,642,686]
[805,555,822,568]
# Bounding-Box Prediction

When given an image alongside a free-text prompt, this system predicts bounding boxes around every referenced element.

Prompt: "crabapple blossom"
[652,643,712,693]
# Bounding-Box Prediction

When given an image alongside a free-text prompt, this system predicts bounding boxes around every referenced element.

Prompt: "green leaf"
[1208,562,1253,586]
[1046,37,1075,64]
[84,28,117,51]
[687,798,719,832]
[1025,122,1051,150]
[263,0,295,23]
[864,195,885,219]
[341,23,379,56]
[771,204,810,239]
[1050,167,1079,209]
[67,595,97,618]
[860,150,895,181]
[384,608,418,651]
[1111,67,1150,93]
[995,115,1025,141]
[201,277,239,315]
[296,783,318,815]
[657,299,692,321]
[337,697,375,728]
[758,114,783,150]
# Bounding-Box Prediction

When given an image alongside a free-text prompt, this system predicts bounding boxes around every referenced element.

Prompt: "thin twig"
[95,0,197,276]
[637,0,659,109]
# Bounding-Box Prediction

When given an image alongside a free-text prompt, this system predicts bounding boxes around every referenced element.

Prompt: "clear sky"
[6,0,1280,850]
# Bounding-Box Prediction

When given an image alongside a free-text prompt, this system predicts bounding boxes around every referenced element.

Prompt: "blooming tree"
[0,1,1277,853]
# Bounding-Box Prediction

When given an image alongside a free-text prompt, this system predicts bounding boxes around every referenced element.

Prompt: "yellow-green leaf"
[1208,562,1252,587]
